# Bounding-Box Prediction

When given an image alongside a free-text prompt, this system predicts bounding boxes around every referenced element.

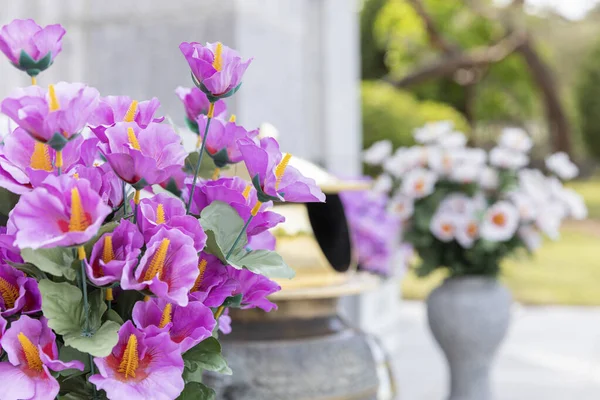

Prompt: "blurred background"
[2,0,600,399]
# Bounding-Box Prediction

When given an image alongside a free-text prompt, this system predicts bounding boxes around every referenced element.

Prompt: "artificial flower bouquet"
[0,19,324,400]
[364,121,587,277]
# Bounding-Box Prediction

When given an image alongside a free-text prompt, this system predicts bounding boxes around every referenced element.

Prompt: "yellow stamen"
[77,246,86,261]
[0,277,19,309]
[155,204,165,224]
[72,172,80,180]
[211,168,220,180]
[55,150,63,169]
[207,102,215,119]
[212,42,223,71]
[31,76,37,86]
[123,100,139,122]
[142,239,170,281]
[30,142,52,171]
[69,188,90,233]
[251,201,262,217]
[192,258,208,292]
[106,288,114,301]
[48,84,60,111]
[214,305,225,320]
[242,185,251,200]
[275,153,292,190]
[102,236,115,264]
[133,189,141,205]
[18,333,43,372]
[118,334,139,379]
[127,127,141,151]
[228,114,236,123]
[158,303,172,329]
[143,295,151,302]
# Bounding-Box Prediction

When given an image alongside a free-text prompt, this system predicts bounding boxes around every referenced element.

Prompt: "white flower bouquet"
[364,121,587,277]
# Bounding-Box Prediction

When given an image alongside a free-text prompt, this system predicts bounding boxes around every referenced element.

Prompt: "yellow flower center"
[123,100,139,123]
[118,334,139,379]
[69,188,90,232]
[142,239,170,281]
[212,42,223,71]
[192,258,208,292]
[102,235,114,264]
[30,142,53,171]
[48,84,60,111]
[155,204,165,225]
[18,333,43,372]
[0,277,19,309]
[492,212,507,227]
[242,185,251,200]
[228,114,236,123]
[158,303,172,329]
[275,153,292,190]
[127,127,141,151]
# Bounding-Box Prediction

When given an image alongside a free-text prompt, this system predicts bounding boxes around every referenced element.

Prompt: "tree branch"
[406,0,459,54]
[386,32,527,88]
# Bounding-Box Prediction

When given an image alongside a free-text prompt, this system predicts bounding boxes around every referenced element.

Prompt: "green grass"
[567,179,600,219]
[402,225,600,306]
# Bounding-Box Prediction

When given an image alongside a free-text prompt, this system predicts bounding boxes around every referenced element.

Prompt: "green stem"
[185,108,214,214]
[226,215,253,259]
[122,181,128,216]
[89,354,98,398]
[80,258,90,332]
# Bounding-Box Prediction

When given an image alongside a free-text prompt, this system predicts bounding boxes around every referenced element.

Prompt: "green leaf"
[228,249,295,279]
[21,247,77,280]
[183,337,232,375]
[184,150,217,180]
[58,345,90,377]
[0,187,19,216]
[221,294,243,308]
[83,221,119,256]
[200,201,246,261]
[38,280,120,357]
[103,309,124,325]
[177,382,216,400]
[6,261,46,280]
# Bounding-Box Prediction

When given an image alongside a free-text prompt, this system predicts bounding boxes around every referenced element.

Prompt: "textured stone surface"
[427,277,512,400]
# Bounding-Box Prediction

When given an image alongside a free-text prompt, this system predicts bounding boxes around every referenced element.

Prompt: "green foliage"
[200,201,295,279]
[21,247,77,280]
[183,337,232,378]
[362,80,469,151]
[576,39,600,160]
[177,383,216,400]
[38,280,120,357]
[360,0,389,79]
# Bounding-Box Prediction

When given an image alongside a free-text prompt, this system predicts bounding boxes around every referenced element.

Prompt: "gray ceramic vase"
[426,277,511,400]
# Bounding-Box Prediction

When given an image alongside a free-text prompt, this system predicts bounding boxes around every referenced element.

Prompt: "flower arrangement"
[364,121,587,277]
[0,18,324,400]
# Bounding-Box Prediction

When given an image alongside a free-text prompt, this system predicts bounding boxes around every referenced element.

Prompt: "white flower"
[258,122,279,140]
[372,174,393,194]
[490,147,529,169]
[518,168,552,204]
[363,140,392,166]
[519,225,542,251]
[401,168,437,198]
[535,202,565,240]
[438,131,467,148]
[455,148,486,165]
[480,201,520,241]
[438,193,473,215]
[479,167,499,190]
[545,152,579,180]
[451,164,479,184]
[427,148,455,175]
[430,211,456,242]
[455,218,479,249]
[498,127,533,153]
[414,121,454,144]
[383,147,412,178]
[508,191,538,221]
[387,193,414,221]
[557,188,587,220]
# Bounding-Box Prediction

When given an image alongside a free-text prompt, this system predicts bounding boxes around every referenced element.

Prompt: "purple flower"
[137,193,207,251]
[0,316,84,400]
[247,230,276,251]
[0,19,65,76]
[86,220,143,286]
[0,263,41,317]
[121,227,199,307]
[175,86,226,126]
[98,122,186,188]
[197,115,258,167]
[184,176,284,236]
[90,321,184,400]
[238,137,325,203]
[179,42,252,98]
[9,174,112,249]
[0,227,22,264]
[218,309,232,334]
[89,96,164,143]
[132,297,215,353]
[1,82,99,143]
[68,164,124,208]
[188,252,237,308]
[0,127,83,192]
[227,267,280,312]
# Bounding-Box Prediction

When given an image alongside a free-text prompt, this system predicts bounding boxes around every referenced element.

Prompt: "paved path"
[392,301,600,399]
